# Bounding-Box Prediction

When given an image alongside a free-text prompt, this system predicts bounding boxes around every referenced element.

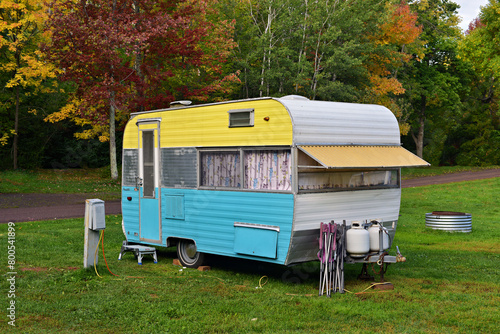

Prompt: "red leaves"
[466,18,484,35]
[365,1,422,100]
[378,2,422,46]
[45,0,237,126]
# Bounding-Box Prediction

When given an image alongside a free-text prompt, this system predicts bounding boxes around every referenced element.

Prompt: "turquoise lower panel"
[140,196,160,241]
[122,188,140,242]
[122,187,295,264]
[234,226,278,259]
[162,189,294,265]
[122,187,161,243]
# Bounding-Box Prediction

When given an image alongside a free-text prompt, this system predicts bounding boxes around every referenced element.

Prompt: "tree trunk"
[13,84,19,170]
[415,115,425,158]
[133,0,145,111]
[295,0,308,93]
[109,92,118,180]
[259,7,274,97]
[411,96,426,158]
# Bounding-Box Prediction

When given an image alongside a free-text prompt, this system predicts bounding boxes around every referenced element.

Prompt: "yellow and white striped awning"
[298,145,430,169]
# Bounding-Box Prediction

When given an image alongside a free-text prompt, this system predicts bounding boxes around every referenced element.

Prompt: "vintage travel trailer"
[121,96,429,268]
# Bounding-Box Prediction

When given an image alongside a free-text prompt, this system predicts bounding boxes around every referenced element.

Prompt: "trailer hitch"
[396,246,406,263]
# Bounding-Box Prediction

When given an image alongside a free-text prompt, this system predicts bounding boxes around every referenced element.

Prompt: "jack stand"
[358,263,374,281]
[379,263,389,282]
[373,263,394,290]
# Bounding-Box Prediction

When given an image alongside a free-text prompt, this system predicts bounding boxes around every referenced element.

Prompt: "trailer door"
[138,120,161,244]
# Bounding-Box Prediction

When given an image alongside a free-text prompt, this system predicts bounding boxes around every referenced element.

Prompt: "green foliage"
[455,0,500,166]
[228,0,420,103]
[443,113,500,166]
[0,178,498,332]
[0,0,498,170]
[400,0,466,158]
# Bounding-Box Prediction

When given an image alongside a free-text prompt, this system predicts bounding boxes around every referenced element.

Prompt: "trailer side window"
[200,151,241,188]
[298,170,398,192]
[228,108,254,127]
[244,150,291,190]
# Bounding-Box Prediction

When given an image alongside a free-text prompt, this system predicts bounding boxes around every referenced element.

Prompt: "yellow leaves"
[0,133,10,146]
[45,98,112,143]
[416,0,429,11]
[2,49,59,94]
[0,129,17,146]
[369,75,405,97]
[1,0,56,96]
[98,135,109,143]
[0,0,27,10]
[45,99,81,123]
[399,123,411,136]
[74,127,110,143]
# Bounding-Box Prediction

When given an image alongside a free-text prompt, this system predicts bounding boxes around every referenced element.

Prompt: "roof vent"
[280,95,309,101]
[170,100,192,107]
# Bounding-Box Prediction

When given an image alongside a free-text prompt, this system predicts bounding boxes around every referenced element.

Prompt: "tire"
[177,239,205,268]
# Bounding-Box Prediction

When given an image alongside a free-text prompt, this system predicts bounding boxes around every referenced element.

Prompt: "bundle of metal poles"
[318,220,346,296]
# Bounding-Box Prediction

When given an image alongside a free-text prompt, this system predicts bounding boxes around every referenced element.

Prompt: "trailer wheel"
[177,239,205,268]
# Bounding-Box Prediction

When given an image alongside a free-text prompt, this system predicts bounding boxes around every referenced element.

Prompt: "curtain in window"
[245,150,291,190]
[201,152,240,187]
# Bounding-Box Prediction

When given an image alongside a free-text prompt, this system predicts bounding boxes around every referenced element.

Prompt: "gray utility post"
[83,199,106,269]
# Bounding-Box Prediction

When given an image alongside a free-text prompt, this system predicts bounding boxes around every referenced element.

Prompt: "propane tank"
[368,222,389,251]
[346,222,370,257]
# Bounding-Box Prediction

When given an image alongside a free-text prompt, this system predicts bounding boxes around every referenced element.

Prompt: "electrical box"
[87,199,106,231]
[84,198,106,268]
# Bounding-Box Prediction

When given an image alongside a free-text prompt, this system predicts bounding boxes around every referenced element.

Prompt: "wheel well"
[167,237,196,248]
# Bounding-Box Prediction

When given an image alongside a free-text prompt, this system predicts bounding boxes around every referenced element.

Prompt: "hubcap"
[184,242,197,259]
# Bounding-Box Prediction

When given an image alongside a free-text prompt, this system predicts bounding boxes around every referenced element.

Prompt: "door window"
[142,131,155,197]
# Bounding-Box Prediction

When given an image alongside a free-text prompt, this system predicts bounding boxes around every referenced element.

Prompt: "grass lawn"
[0,168,120,200]
[400,165,499,179]
[0,170,499,333]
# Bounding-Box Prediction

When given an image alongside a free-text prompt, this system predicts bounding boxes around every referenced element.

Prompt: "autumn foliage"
[44,0,238,138]
[0,0,58,168]
[361,1,422,135]
[366,2,422,98]
[42,0,238,178]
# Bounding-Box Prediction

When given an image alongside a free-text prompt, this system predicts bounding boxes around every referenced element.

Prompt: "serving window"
[298,170,398,192]
[199,149,291,191]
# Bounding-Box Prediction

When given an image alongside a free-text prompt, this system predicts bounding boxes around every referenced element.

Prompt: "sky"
[453,0,489,32]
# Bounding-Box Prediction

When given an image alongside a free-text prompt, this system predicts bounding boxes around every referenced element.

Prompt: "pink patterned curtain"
[244,150,291,190]
[201,152,241,187]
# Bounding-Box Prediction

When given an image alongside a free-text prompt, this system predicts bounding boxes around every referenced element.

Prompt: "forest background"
[1,0,499,179]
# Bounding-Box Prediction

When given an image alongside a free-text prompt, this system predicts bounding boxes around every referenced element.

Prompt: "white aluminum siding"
[293,188,402,232]
[278,99,401,146]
